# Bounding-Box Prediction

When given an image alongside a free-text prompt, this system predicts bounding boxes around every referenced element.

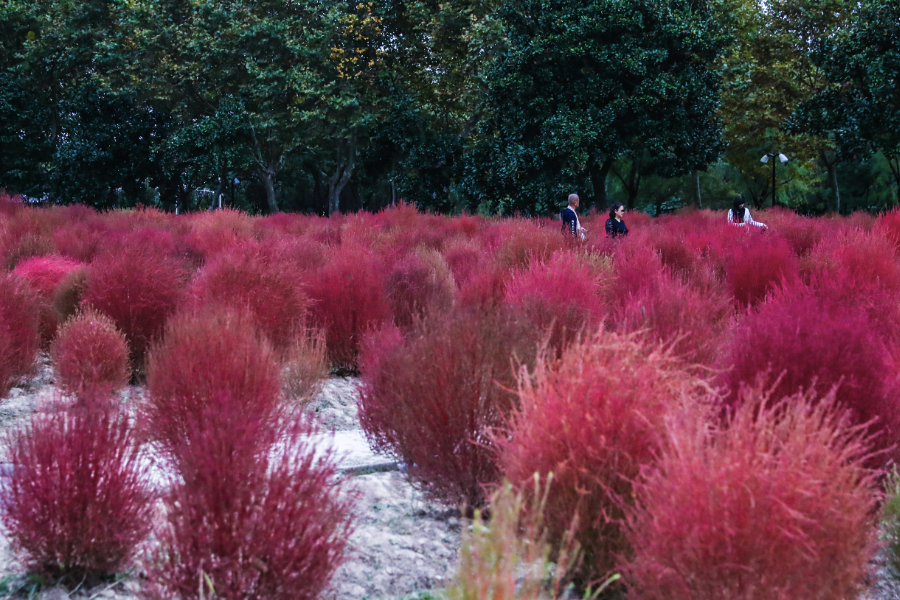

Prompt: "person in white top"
[727,196,767,230]
[560,193,587,240]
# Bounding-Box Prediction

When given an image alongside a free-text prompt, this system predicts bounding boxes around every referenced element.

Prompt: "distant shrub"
[51,308,130,400]
[623,387,880,600]
[443,238,488,288]
[1,408,152,587]
[877,207,900,253]
[12,255,84,345]
[52,218,109,263]
[188,242,311,353]
[281,328,329,408]
[81,243,187,367]
[52,266,89,326]
[616,271,731,367]
[359,307,539,507]
[484,219,567,270]
[143,425,352,600]
[307,243,390,369]
[504,252,606,354]
[722,289,899,463]
[496,331,710,582]
[182,208,256,265]
[609,240,667,303]
[0,274,40,396]
[385,249,456,332]
[724,234,798,306]
[456,261,511,312]
[144,308,282,463]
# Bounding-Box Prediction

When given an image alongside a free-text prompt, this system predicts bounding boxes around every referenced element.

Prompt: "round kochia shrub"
[1,408,152,587]
[188,242,311,353]
[504,252,606,355]
[496,331,710,582]
[722,289,899,462]
[81,243,186,367]
[144,308,283,463]
[308,243,390,369]
[0,274,40,396]
[622,387,880,600]
[359,307,539,507]
[12,255,83,345]
[143,427,353,600]
[51,308,130,399]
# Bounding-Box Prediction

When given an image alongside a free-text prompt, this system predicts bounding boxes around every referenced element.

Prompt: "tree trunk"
[691,169,702,209]
[818,148,841,214]
[612,158,641,211]
[211,167,227,211]
[327,131,358,216]
[259,168,279,214]
[888,156,900,207]
[590,158,613,211]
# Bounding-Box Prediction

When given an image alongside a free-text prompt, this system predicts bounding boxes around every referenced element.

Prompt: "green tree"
[465,0,726,215]
[788,0,900,205]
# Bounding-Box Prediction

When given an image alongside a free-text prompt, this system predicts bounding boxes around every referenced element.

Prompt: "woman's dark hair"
[609,203,624,220]
[732,196,746,223]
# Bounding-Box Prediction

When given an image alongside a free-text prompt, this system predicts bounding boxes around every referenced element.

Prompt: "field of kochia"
[1,190,900,599]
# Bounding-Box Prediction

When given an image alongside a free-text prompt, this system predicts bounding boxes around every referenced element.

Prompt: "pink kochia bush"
[81,243,186,367]
[722,289,900,463]
[496,331,710,582]
[724,234,798,306]
[143,426,353,600]
[622,387,880,600]
[504,252,606,354]
[0,273,40,396]
[144,308,282,463]
[12,255,83,345]
[359,307,538,507]
[616,272,731,367]
[51,308,130,400]
[188,242,311,353]
[1,408,152,586]
[308,243,390,369]
[143,309,351,600]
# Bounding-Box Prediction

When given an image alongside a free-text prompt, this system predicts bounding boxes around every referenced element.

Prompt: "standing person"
[605,203,628,238]
[561,193,587,240]
[727,196,767,230]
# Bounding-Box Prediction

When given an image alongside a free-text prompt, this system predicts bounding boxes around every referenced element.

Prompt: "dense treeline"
[0,0,897,215]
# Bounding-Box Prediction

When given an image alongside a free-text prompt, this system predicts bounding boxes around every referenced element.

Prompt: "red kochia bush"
[616,271,731,367]
[81,243,186,367]
[359,307,539,507]
[144,309,282,462]
[622,387,880,600]
[724,234,798,306]
[307,243,390,369]
[12,255,84,345]
[722,290,899,462]
[143,427,352,600]
[385,249,456,332]
[496,332,710,581]
[1,408,152,586]
[504,252,606,354]
[188,242,311,353]
[0,274,40,396]
[51,308,130,400]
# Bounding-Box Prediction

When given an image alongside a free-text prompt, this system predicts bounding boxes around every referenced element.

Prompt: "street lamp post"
[760,153,789,207]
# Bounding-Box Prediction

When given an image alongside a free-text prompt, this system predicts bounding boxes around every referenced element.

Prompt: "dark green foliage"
[464,0,726,214]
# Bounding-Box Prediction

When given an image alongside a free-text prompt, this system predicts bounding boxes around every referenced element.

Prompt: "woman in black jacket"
[605,203,628,238]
